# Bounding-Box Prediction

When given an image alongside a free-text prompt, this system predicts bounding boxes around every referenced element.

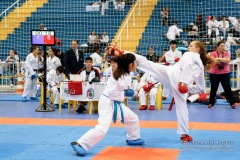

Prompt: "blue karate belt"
[102,94,124,124]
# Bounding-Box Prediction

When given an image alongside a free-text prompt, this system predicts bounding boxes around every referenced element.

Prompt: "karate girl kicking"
[106,40,214,143]
[71,53,145,156]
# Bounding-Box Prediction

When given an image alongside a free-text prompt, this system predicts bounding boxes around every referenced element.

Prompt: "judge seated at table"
[76,56,101,113]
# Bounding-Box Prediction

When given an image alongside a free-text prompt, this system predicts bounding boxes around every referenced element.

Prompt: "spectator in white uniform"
[47,47,61,72]
[76,57,101,113]
[164,40,182,66]
[218,16,229,39]
[207,16,219,38]
[138,73,160,110]
[47,66,67,109]
[103,56,118,81]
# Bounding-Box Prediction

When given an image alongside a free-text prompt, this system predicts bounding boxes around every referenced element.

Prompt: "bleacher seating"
[0,0,239,73]
[137,0,240,57]
[0,0,131,61]
[0,0,24,18]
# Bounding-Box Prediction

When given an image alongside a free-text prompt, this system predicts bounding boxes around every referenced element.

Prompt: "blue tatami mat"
[161,97,229,105]
[0,125,239,160]
[0,101,239,123]
[0,94,39,102]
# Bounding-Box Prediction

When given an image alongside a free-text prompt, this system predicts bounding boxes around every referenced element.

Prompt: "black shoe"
[76,105,86,113]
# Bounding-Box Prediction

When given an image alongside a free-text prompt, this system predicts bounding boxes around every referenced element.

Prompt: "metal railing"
[114,0,146,49]
[0,61,25,91]
[0,60,239,93]
[0,0,27,27]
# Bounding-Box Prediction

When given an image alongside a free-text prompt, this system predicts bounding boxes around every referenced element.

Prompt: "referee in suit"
[64,40,84,79]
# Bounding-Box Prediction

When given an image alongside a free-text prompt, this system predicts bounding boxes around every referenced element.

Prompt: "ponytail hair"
[113,53,136,80]
[193,40,215,71]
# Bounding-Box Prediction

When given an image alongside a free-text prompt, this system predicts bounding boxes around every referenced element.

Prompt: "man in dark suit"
[64,40,84,79]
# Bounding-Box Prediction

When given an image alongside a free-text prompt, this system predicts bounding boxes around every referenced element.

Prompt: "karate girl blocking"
[71,53,145,156]
[106,40,214,143]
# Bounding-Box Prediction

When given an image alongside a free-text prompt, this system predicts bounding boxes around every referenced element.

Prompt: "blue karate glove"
[31,74,37,80]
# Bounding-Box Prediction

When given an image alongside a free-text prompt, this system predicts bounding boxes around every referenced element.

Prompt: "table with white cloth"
[86,5,100,12]
[59,81,107,114]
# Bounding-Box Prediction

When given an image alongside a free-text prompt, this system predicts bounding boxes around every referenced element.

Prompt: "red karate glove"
[164,62,170,66]
[178,82,188,94]
[106,46,124,56]
[198,93,207,102]
[175,57,180,62]
[143,83,153,93]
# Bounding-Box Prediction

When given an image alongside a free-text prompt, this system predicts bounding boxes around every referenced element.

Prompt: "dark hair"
[210,16,215,20]
[72,39,79,44]
[30,45,39,53]
[138,72,144,78]
[113,53,136,80]
[11,49,17,55]
[38,68,44,73]
[170,40,177,45]
[49,47,57,56]
[94,45,100,52]
[85,56,93,62]
[163,48,168,52]
[56,66,64,73]
[55,48,60,53]
[217,40,225,47]
[110,56,118,63]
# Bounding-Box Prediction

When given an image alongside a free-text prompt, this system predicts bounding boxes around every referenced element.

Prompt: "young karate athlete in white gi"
[46,66,65,109]
[71,53,145,156]
[106,40,214,143]
[138,72,159,110]
[22,46,41,102]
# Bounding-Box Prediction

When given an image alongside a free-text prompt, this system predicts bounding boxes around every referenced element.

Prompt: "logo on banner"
[87,88,94,99]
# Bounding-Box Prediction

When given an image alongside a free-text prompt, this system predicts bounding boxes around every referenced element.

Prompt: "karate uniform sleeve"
[96,55,102,66]
[179,56,193,85]
[25,55,35,76]
[165,52,175,64]
[191,67,206,93]
[47,71,56,86]
[140,73,148,83]
[79,71,85,81]
[46,58,50,71]
[56,57,62,68]
[108,75,130,102]
[133,53,165,82]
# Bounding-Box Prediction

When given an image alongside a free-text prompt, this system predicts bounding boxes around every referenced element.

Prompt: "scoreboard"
[31,30,55,46]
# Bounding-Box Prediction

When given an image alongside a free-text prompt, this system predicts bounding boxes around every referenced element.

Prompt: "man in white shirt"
[166,21,180,41]
[90,46,103,70]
